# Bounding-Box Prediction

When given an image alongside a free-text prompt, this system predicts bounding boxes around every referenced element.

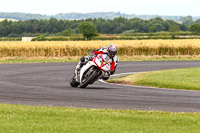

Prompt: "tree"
[190,23,200,34]
[195,19,200,23]
[149,26,155,33]
[179,16,193,22]
[61,28,72,36]
[0,17,192,37]
[169,24,180,32]
[78,22,98,39]
[169,24,180,39]
[180,16,193,26]
[147,17,165,32]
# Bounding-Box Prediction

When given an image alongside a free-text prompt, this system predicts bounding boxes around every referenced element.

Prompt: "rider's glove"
[80,57,85,62]
[110,70,115,75]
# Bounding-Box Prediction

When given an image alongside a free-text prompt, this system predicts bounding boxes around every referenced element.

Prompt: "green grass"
[1,56,200,64]
[119,57,200,62]
[0,58,79,64]
[0,104,200,133]
[108,67,200,91]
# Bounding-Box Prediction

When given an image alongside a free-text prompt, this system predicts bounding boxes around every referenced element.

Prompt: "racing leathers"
[75,46,118,80]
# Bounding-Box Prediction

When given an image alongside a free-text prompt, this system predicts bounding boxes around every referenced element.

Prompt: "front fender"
[80,61,96,83]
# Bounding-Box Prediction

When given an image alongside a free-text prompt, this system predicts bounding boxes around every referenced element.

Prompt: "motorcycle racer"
[75,44,119,80]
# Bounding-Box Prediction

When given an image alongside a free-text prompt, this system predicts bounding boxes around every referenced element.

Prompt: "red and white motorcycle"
[70,53,115,88]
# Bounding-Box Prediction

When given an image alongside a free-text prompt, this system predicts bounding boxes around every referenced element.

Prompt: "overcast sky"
[0,0,199,16]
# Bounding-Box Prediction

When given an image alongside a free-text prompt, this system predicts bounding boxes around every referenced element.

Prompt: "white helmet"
[108,44,117,57]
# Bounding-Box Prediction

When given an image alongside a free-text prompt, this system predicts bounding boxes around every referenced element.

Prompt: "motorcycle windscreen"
[95,54,111,72]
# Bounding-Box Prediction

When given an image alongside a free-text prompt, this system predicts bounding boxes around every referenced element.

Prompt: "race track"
[0,61,200,112]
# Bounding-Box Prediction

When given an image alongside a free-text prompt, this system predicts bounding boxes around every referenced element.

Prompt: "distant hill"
[0,18,18,22]
[0,12,49,20]
[0,12,200,21]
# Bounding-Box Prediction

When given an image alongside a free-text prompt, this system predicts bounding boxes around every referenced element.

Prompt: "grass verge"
[108,67,200,91]
[0,55,200,64]
[0,104,200,133]
[0,57,80,64]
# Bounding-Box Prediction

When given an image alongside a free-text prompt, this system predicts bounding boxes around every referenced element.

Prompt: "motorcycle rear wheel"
[70,76,80,87]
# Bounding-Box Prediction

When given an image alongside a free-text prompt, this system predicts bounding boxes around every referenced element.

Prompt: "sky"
[0,0,199,16]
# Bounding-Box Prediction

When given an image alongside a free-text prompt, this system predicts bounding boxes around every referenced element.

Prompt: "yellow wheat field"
[0,40,200,57]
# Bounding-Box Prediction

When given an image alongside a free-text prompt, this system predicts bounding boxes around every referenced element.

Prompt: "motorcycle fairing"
[79,61,96,83]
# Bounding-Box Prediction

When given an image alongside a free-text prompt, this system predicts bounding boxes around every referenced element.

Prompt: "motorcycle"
[70,53,116,88]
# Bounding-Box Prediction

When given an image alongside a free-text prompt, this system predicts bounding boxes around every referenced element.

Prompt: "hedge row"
[31,36,200,41]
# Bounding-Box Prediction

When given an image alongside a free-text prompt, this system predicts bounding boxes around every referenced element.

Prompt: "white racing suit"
[75,46,118,80]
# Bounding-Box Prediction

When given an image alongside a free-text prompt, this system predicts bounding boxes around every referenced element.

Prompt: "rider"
[75,44,118,80]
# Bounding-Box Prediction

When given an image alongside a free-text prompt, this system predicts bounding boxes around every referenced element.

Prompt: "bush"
[0,37,21,41]
[32,36,70,41]
[31,35,200,41]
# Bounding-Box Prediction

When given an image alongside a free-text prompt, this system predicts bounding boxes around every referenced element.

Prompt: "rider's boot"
[75,63,82,81]
[74,58,85,81]
[74,56,91,81]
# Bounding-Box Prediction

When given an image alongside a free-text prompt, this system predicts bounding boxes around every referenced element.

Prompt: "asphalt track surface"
[0,61,200,112]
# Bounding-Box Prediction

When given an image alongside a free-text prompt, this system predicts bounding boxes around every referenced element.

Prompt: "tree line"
[0,17,200,37]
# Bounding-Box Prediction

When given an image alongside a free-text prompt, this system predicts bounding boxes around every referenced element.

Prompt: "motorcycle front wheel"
[79,69,98,88]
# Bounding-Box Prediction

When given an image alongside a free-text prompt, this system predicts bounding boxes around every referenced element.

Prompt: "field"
[0,104,200,133]
[1,40,200,59]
